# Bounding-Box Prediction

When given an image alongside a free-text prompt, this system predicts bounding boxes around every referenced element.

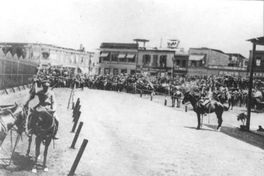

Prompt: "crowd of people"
[34,66,264,110]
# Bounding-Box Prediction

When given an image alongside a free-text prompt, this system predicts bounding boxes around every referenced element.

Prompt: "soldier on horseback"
[24,79,59,140]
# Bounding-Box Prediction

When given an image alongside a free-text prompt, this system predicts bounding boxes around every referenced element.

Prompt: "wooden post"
[73,111,81,122]
[72,102,75,110]
[185,105,187,112]
[68,139,88,176]
[70,122,83,149]
[73,105,81,120]
[72,112,81,133]
[67,88,74,109]
[246,43,256,131]
[140,90,142,98]
[164,98,167,106]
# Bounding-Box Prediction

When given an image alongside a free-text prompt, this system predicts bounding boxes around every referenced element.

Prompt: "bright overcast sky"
[0,0,263,57]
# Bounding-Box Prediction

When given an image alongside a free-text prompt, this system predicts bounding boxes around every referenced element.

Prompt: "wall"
[0,46,38,89]
[189,48,229,67]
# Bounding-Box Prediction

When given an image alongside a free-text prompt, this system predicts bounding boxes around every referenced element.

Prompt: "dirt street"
[1,88,264,176]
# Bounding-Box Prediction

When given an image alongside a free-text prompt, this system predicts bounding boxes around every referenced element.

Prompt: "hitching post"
[68,139,88,176]
[70,122,83,149]
[73,105,81,121]
[72,112,81,133]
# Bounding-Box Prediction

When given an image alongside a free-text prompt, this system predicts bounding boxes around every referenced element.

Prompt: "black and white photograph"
[0,0,264,175]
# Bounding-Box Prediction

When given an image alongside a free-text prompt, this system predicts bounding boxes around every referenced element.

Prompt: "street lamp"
[246,36,264,131]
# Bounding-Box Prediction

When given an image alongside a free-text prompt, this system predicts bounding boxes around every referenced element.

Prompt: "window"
[191,61,196,67]
[121,69,127,73]
[118,53,127,62]
[100,52,110,62]
[103,57,110,62]
[130,70,136,75]
[152,55,158,67]
[111,53,118,62]
[160,55,167,67]
[104,68,110,74]
[182,60,186,67]
[176,60,180,66]
[113,68,119,75]
[143,54,151,66]
[127,54,136,62]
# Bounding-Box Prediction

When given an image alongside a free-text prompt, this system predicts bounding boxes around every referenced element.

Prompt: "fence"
[0,56,37,89]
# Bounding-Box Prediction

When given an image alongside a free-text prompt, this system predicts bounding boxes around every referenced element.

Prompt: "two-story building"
[98,43,138,75]
[137,47,175,76]
[29,43,94,74]
[188,47,247,77]
[97,39,187,77]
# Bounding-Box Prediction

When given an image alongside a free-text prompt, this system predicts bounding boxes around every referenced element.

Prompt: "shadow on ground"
[0,152,34,172]
[205,124,264,150]
[184,126,217,132]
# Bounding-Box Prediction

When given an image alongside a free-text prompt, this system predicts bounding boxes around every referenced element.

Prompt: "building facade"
[0,42,94,89]
[0,43,38,89]
[137,48,175,76]
[30,43,94,74]
[98,43,138,75]
[97,42,178,76]
[188,47,247,77]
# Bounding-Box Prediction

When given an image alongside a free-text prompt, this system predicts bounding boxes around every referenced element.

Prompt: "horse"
[182,91,230,130]
[25,106,58,173]
[0,103,26,166]
[0,104,26,144]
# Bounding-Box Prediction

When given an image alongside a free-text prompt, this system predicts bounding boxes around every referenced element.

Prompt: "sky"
[0,0,263,57]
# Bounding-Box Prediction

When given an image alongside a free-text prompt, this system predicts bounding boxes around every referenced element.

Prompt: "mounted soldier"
[24,79,59,140]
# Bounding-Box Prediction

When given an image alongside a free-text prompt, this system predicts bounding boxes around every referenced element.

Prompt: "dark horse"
[25,107,58,173]
[182,92,230,130]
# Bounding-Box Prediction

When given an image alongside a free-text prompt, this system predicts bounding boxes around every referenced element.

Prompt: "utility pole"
[246,42,256,131]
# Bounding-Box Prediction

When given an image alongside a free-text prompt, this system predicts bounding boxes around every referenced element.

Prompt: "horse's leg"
[216,112,223,131]
[196,113,201,129]
[26,135,32,157]
[32,136,41,173]
[43,138,52,172]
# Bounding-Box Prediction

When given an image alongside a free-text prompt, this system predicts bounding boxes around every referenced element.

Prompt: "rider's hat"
[42,80,50,87]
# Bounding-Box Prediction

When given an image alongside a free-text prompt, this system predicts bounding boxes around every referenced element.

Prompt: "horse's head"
[182,91,191,104]
[13,105,28,135]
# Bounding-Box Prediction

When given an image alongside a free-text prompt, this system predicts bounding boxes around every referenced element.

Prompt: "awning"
[100,52,109,57]
[118,53,126,59]
[126,54,135,59]
[189,55,205,61]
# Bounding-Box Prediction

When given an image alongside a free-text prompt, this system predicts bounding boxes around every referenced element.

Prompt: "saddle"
[198,99,211,110]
